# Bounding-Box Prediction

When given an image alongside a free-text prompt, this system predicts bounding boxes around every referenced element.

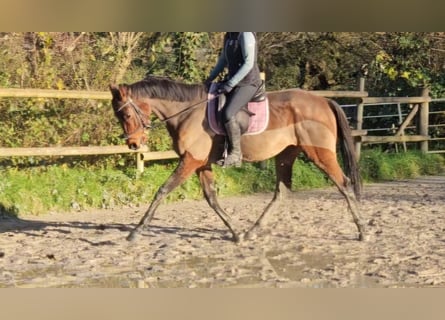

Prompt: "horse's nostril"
[129,143,138,150]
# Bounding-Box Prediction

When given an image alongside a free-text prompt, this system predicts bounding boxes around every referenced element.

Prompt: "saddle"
[207,82,269,136]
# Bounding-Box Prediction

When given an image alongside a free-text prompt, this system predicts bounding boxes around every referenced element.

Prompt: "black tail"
[328,99,362,200]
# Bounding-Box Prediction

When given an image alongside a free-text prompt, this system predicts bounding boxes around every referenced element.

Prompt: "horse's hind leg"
[197,166,240,242]
[243,146,299,240]
[303,147,366,241]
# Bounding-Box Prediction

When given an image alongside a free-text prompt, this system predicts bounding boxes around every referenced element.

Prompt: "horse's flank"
[242,89,338,162]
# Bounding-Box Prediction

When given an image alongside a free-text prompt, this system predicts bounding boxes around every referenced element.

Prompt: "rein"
[159,95,218,123]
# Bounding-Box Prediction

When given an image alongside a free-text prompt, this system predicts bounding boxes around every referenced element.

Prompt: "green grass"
[359,149,444,181]
[0,150,443,217]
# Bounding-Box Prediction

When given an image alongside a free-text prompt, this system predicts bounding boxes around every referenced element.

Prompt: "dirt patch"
[1,176,445,287]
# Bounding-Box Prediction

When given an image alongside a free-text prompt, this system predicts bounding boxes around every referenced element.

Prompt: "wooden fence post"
[355,77,366,159]
[136,153,145,173]
[419,88,430,153]
[259,72,268,170]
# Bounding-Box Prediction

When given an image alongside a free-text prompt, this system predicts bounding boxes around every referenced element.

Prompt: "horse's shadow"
[0,209,230,245]
[0,215,132,236]
[138,225,231,241]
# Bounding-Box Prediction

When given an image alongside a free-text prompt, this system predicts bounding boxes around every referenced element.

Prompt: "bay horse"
[109,75,366,242]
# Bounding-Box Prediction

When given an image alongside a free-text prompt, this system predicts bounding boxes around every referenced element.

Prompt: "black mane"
[128,75,206,102]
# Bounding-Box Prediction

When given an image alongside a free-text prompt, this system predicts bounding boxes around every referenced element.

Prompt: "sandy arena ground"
[1,176,444,287]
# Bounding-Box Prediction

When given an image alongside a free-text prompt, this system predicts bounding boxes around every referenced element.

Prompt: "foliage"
[144,32,220,82]
[359,149,444,181]
[257,32,445,97]
[170,32,208,82]
[367,32,444,97]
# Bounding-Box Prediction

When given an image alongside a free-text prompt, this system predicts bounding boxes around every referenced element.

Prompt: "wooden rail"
[0,88,368,99]
[0,88,110,100]
[362,96,431,104]
[0,145,179,173]
[308,90,368,98]
[361,135,429,144]
[0,145,141,157]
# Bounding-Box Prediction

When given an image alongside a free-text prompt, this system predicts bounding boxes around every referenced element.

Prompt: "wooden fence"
[0,145,178,173]
[0,86,439,172]
[351,88,432,158]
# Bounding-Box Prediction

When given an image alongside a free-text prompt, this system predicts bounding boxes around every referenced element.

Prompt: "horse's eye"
[124,113,131,119]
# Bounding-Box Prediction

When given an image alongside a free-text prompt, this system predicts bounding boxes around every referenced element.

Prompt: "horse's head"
[109,84,151,150]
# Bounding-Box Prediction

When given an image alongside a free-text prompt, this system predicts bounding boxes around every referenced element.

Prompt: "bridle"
[116,93,219,141]
[116,98,151,141]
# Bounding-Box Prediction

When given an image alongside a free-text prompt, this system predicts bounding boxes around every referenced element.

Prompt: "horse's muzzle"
[128,143,140,150]
[127,134,147,151]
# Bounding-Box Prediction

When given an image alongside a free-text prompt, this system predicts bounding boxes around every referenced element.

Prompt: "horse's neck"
[149,99,181,121]
[150,97,204,124]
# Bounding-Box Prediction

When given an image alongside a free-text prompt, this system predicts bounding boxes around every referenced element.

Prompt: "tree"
[368,32,445,97]
[109,32,145,84]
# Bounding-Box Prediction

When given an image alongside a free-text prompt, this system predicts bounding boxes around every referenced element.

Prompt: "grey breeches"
[221,84,259,123]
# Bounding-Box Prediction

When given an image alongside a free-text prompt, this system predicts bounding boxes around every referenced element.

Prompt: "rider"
[204,32,262,167]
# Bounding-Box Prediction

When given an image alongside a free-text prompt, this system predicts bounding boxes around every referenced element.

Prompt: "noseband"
[117,98,151,141]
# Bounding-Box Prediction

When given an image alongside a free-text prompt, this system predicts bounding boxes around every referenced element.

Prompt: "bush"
[359,149,444,181]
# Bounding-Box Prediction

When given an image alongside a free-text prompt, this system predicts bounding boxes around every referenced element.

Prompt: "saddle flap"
[207,83,269,136]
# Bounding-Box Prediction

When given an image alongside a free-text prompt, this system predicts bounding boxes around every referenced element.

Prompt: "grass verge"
[0,150,443,216]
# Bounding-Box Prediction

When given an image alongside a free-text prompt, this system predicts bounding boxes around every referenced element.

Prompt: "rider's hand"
[203,78,212,90]
[217,82,233,95]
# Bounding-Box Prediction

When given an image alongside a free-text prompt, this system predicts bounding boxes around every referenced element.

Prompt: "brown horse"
[110,75,366,242]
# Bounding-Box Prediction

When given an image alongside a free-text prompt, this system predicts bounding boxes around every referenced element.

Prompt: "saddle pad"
[207,84,269,136]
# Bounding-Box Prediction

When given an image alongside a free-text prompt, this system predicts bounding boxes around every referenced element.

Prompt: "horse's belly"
[240,120,336,162]
[241,126,297,161]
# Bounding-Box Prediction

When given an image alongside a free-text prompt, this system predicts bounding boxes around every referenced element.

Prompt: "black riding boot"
[221,118,242,167]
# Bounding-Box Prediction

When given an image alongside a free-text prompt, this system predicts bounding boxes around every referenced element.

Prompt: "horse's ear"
[109,84,129,101]
[109,84,122,100]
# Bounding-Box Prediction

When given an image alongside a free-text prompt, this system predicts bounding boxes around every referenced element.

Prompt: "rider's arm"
[226,32,256,88]
[207,50,226,82]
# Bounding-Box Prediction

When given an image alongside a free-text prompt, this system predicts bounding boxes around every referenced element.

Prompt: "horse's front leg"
[127,153,201,241]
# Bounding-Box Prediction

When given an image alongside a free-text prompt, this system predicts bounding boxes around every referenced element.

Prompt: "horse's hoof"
[357,230,372,242]
[232,233,243,244]
[243,230,258,241]
[236,232,247,243]
[355,223,367,241]
[126,230,139,242]
[359,232,374,242]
